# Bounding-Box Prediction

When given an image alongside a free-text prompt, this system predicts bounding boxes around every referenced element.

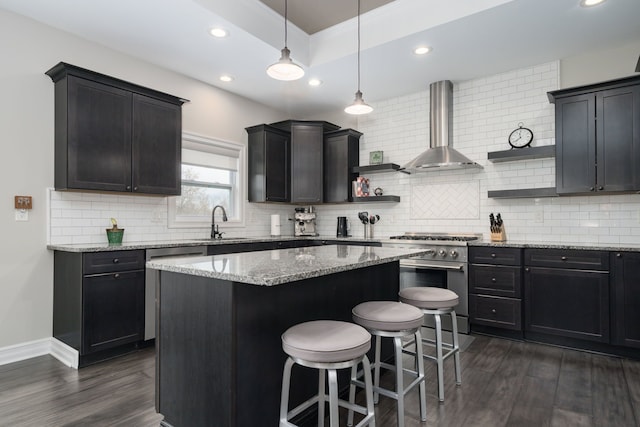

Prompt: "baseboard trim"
[50,338,79,368]
[0,338,79,369]
[0,338,51,367]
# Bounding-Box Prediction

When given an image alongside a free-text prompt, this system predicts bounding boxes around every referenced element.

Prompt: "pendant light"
[267,0,304,81]
[345,0,373,115]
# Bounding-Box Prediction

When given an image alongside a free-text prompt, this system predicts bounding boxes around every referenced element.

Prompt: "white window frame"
[168,131,246,229]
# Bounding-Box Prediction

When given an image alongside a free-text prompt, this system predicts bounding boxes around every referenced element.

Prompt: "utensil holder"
[106,228,124,244]
[490,227,506,242]
[364,224,373,239]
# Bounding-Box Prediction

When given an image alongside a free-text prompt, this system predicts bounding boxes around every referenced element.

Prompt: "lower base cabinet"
[524,249,610,343]
[54,250,145,366]
[611,251,640,348]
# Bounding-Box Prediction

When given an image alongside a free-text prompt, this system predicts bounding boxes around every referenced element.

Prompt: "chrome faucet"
[211,205,228,239]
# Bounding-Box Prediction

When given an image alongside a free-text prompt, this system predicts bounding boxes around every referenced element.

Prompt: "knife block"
[490,226,506,242]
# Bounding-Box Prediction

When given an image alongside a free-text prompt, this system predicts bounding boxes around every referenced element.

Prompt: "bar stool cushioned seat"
[282,320,371,363]
[399,287,459,310]
[352,301,424,331]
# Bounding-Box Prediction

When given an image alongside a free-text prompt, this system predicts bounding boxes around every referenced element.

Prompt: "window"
[168,132,245,228]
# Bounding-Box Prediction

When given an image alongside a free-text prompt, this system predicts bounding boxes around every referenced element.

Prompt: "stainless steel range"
[381,232,482,334]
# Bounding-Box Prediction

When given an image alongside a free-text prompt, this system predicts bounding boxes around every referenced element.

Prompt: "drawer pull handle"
[617,253,622,258]
[491,278,497,283]
[491,309,497,314]
[491,253,496,258]
[113,258,119,264]
[114,273,120,279]
[561,256,567,261]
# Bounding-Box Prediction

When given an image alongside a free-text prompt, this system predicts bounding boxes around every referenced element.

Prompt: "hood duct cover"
[402,80,482,172]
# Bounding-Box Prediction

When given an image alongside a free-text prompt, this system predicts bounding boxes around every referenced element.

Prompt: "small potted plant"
[106,217,124,244]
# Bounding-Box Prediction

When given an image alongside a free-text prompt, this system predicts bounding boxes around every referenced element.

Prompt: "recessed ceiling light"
[219,75,234,82]
[209,28,228,38]
[308,78,322,87]
[414,46,432,55]
[580,0,606,7]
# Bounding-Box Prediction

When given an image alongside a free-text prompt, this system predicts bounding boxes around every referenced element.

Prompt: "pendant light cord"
[357,0,361,92]
[284,0,289,48]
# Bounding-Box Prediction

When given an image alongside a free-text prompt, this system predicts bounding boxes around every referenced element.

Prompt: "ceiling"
[1,0,639,117]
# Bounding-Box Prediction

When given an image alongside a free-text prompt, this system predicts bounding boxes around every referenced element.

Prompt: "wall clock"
[508,123,534,148]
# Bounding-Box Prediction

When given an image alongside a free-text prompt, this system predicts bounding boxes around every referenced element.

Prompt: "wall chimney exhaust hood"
[401,80,482,172]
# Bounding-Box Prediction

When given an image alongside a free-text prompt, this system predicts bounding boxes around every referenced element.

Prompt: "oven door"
[399,258,469,334]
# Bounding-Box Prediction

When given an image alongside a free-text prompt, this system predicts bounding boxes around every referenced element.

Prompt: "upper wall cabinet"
[246,124,290,203]
[549,75,640,195]
[323,129,361,203]
[271,120,340,204]
[46,62,186,195]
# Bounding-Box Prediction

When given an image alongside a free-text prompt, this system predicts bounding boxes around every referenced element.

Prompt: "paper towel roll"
[270,214,281,236]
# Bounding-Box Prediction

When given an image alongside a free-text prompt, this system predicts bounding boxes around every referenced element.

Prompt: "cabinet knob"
[598,186,604,191]
[525,267,529,272]
[133,186,138,191]
[590,187,595,191]
[491,309,497,314]
[113,258,119,264]
[617,253,622,258]
[491,253,496,258]
[561,256,567,261]
[491,278,497,283]
[114,273,120,279]
[126,185,131,190]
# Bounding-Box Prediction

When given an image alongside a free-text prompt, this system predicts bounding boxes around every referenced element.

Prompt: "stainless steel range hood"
[402,80,482,172]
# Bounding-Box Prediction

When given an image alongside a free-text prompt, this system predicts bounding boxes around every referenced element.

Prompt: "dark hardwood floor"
[0,335,639,426]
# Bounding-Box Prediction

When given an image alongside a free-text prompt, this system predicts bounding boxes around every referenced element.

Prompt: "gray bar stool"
[349,301,427,427]
[399,287,461,402]
[280,320,376,427]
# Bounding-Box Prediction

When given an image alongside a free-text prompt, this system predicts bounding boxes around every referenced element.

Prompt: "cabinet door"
[323,131,360,203]
[82,270,144,354]
[65,76,132,192]
[555,93,596,195]
[611,252,640,348]
[524,266,609,343]
[596,85,640,192]
[132,94,182,195]
[264,130,290,202]
[291,124,323,203]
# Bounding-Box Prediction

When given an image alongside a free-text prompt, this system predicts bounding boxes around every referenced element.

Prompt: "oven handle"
[400,259,465,271]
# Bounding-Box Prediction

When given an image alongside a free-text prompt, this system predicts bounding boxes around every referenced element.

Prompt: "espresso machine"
[294,206,318,237]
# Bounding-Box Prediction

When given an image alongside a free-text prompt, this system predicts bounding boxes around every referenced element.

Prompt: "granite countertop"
[47,236,376,252]
[468,240,640,252]
[146,245,430,286]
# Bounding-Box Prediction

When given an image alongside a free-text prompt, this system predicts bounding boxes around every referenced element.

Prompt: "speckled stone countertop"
[47,236,376,253]
[146,245,430,286]
[468,240,640,252]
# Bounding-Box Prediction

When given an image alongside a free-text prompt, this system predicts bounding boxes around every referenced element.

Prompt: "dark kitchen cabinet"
[323,128,361,203]
[611,251,640,348]
[271,120,340,204]
[246,124,290,202]
[469,247,523,333]
[524,248,609,343]
[54,250,145,366]
[549,76,640,195]
[46,62,184,195]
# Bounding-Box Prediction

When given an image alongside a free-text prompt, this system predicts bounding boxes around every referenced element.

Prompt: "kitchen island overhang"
[148,245,431,427]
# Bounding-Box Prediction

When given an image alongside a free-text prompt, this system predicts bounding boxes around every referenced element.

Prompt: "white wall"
[0,8,291,349]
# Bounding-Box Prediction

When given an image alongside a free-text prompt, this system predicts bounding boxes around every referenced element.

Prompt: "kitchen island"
[147,244,429,427]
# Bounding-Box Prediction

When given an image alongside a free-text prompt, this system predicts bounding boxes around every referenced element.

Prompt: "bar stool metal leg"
[414,329,427,421]
[328,369,339,427]
[318,369,326,426]
[451,311,462,386]
[280,357,295,427]
[373,335,382,404]
[434,313,445,402]
[393,336,405,427]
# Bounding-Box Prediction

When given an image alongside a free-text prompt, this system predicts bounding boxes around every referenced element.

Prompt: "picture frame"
[369,150,383,165]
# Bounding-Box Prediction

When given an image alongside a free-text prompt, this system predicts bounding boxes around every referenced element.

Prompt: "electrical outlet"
[534,211,544,223]
[15,210,28,221]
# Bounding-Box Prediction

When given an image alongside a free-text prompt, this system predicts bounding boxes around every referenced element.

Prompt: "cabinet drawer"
[83,250,145,274]
[469,294,522,331]
[469,265,521,298]
[525,249,608,271]
[469,247,521,266]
